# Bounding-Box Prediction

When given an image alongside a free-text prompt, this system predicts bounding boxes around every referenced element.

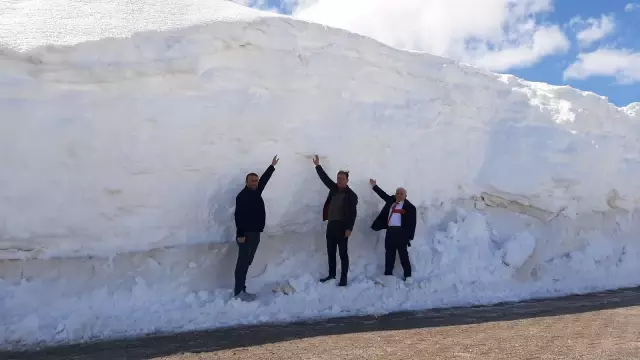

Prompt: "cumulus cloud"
[563,49,640,84]
[257,0,570,72]
[625,3,640,12]
[569,14,616,47]
[472,26,569,71]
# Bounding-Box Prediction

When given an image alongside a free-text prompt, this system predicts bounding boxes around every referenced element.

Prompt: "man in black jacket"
[369,179,416,281]
[312,155,358,287]
[233,155,278,301]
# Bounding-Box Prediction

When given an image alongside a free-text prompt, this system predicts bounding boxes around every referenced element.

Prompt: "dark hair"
[337,170,349,179]
[245,172,259,181]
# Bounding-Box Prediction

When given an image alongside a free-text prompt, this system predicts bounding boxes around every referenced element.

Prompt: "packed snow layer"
[2,0,640,349]
[0,0,279,51]
[2,13,640,257]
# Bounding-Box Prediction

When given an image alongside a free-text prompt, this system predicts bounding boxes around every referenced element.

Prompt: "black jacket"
[371,185,417,241]
[315,165,358,231]
[234,165,275,237]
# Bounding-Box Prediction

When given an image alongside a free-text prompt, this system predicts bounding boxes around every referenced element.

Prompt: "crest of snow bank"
[0,0,279,51]
[1,1,640,257]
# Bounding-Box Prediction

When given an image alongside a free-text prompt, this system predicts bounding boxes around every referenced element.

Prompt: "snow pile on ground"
[2,0,640,350]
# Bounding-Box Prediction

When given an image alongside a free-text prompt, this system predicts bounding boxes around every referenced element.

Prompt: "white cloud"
[472,26,570,71]
[564,49,640,84]
[569,14,616,47]
[625,3,640,12]
[282,0,569,72]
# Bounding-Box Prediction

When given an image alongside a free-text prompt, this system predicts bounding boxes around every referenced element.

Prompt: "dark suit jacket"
[370,185,417,241]
[315,165,358,231]
[234,165,275,237]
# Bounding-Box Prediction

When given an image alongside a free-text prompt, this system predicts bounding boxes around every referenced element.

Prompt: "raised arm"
[369,179,394,202]
[257,155,278,193]
[313,155,336,189]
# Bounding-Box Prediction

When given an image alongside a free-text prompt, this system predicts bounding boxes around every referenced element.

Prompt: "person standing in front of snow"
[312,155,358,287]
[369,179,416,281]
[233,155,279,301]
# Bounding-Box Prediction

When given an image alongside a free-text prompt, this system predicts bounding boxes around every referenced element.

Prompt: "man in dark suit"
[233,155,279,301]
[369,179,416,280]
[313,155,358,287]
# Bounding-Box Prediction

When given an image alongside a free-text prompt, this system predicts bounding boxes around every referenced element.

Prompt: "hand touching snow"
[369,179,376,187]
[272,155,279,166]
[313,155,320,166]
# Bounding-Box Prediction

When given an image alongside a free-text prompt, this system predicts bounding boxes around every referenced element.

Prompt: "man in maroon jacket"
[312,155,358,287]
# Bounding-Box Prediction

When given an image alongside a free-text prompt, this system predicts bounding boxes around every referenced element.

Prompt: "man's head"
[336,170,349,189]
[395,187,407,202]
[245,172,259,190]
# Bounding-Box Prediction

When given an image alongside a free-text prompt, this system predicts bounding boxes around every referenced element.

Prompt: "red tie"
[388,202,399,224]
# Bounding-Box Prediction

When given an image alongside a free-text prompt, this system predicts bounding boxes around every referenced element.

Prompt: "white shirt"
[388,200,404,227]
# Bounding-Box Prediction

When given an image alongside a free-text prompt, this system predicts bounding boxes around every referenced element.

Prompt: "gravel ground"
[4,287,640,360]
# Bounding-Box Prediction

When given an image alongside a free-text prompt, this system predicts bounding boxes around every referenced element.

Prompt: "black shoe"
[234,291,256,302]
[320,275,336,283]
[338,275,347,287]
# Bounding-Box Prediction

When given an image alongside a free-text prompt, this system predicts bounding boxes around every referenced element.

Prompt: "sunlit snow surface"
[1,0,640,350]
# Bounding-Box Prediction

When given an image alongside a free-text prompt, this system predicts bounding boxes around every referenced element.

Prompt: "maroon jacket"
[315,165,358,231]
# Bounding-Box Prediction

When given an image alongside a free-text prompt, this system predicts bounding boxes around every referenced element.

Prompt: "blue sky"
[236,0,639,107]
[515,0,640,106]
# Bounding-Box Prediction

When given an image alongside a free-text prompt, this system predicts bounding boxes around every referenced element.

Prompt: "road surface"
[4,287,640,359]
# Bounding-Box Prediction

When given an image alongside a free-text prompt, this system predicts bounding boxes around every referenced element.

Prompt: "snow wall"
[2,0,640,349]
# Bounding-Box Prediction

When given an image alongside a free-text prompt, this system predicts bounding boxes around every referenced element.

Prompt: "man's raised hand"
[272,155,279,166]
[313,155,320,166]
[369,178,376,187]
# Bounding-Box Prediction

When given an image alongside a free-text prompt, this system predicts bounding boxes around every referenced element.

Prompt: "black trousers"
[326,220,349,277]
[384,227,411,277]
[234,232,261,295]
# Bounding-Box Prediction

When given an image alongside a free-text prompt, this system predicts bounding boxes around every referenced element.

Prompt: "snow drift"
[1,0,640,349]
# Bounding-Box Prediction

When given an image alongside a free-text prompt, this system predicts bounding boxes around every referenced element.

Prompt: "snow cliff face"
[2,10,640,257]
[1,0,640,350]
